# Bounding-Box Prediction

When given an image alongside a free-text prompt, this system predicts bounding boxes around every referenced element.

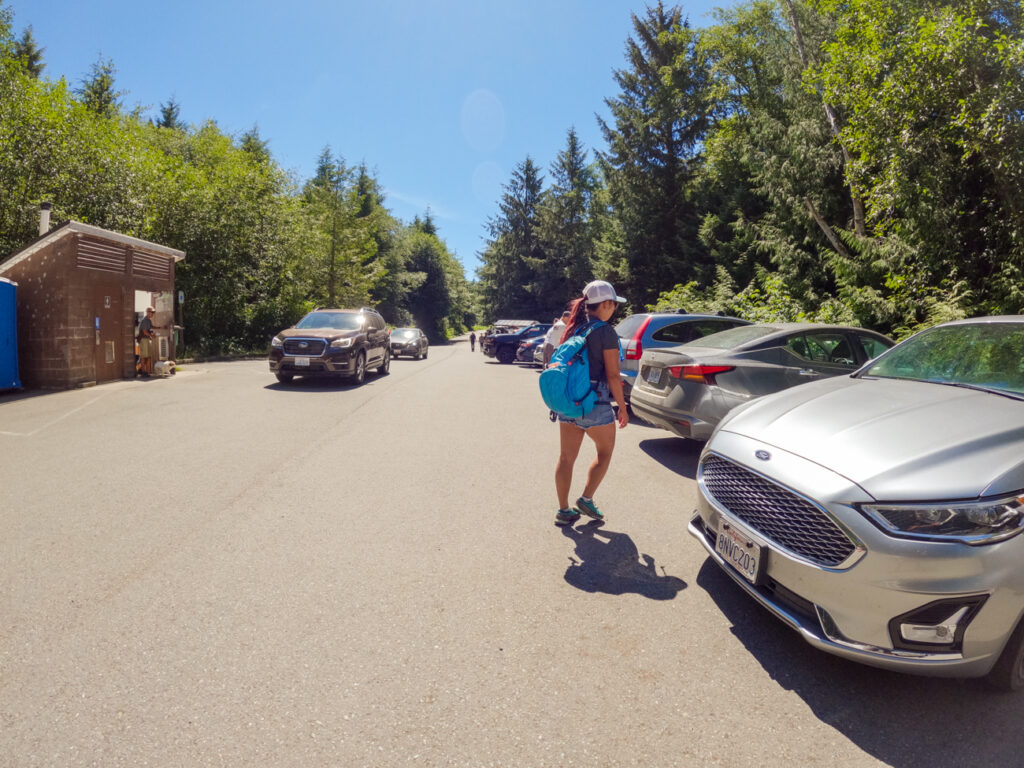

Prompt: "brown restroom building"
[0,220,185,389]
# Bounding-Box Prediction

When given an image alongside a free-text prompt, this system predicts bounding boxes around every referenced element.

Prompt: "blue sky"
[7,0,718,276]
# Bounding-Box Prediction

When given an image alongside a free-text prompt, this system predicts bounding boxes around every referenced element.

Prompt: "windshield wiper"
[857,374,1024,400]
[939,381,1024,401]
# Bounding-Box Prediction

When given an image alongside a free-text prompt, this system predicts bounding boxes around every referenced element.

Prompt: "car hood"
[717,376,1024,500]
[279,328,358,340]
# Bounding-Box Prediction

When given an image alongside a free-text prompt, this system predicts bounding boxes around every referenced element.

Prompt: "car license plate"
[645,367,663,385]
[715,519,764,584]
[294,356,311,367]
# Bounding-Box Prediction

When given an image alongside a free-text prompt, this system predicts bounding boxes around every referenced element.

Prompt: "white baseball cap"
[583,280,626,304]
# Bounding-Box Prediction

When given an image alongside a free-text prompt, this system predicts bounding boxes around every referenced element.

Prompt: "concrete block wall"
[4,241,71,388]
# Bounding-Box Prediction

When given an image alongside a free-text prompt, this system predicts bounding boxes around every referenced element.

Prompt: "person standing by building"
[541,310,570,368]
[553,281,628,526]
[137,307,156,377]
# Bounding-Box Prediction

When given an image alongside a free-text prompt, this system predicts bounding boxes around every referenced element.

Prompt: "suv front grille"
[700,453,857,568]
[283,338,327,356]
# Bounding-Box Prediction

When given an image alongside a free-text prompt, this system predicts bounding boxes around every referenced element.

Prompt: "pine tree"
[77,56,124,118]
[12,25,44,77]
[598,2,713,307]
[156,97,184,130]
[479,157,546,318]
[535,127,599,310]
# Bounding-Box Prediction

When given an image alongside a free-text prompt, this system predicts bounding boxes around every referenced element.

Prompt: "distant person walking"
[541,310,570,368]
[553,281,628,526]
[470,331,476,352]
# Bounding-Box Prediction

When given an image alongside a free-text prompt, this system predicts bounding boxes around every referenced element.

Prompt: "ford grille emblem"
[755,450,771,461]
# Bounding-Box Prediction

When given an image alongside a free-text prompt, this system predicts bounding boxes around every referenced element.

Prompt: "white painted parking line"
[0,392,111,437]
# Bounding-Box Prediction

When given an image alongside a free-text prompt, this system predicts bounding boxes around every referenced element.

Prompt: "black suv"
[269,307,390,384]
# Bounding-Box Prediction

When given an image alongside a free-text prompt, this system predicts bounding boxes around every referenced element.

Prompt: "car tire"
[377,349,391,375]
[986,615,1024,692]
[275,371,293,384]
[497,346,514,364]
[423,347,428,359]
[352,352,366,385]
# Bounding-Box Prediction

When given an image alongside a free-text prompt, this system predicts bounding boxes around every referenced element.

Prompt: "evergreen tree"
[77,55,124,118]
[302,147,381,307]
[478,156,545,318]
[155,97,184,130]
[598,2,714,307]
[12,25,43,77]
[535,127,600,310]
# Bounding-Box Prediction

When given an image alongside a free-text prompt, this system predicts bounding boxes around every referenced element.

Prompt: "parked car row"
[482,322,551,364]
[613,309,1024,691]
[268,307,429,385]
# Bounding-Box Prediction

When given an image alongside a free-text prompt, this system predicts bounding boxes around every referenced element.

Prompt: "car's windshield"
[392,328,417,338]
[682,324,780,350]
[296,312,362,331]
[863,322,1024,396]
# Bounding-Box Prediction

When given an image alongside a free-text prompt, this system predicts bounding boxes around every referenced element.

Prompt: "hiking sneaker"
[575,497,604,521]
[555,509,581,526]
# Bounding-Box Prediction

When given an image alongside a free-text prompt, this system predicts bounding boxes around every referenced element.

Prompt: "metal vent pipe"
[38,201,52,236]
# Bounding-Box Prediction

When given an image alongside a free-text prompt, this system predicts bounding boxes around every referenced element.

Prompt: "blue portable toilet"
[0,277,21,390]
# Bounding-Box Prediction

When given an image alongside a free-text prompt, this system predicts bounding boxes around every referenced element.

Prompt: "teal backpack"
[538,320,605,419]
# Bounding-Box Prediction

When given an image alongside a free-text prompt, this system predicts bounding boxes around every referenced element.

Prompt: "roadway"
[1,340,1020,767]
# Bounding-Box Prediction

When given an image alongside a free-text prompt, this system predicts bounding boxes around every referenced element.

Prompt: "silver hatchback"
[691,317,1024,690]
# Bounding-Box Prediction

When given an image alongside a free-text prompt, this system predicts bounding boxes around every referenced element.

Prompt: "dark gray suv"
[269,307,390,385]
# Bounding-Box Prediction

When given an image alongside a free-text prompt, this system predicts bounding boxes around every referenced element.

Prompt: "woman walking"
[554,280,629,526]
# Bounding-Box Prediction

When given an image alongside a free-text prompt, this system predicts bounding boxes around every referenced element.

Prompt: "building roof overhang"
[0,221,185,276]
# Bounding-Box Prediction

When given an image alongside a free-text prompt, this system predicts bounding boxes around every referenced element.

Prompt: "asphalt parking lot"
[2,343,1022,767]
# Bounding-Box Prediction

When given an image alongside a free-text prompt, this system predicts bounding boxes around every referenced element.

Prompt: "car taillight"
[667,364,735,384]
[624,317,653,360]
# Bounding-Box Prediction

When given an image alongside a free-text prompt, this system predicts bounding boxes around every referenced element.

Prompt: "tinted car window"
[651,321,699,344]
[787,332,857,365]
[615,314,650,338]
[856,333,890,361]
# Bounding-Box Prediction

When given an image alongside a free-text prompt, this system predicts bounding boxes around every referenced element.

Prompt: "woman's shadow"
[561,521,686,600]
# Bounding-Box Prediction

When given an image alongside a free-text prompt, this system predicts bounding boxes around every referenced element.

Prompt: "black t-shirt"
[579,322,619,385]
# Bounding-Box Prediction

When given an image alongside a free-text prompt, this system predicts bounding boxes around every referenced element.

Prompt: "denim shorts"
[557,382,615,429]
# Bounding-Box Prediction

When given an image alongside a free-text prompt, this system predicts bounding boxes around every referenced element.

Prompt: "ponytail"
[559,297,603,344]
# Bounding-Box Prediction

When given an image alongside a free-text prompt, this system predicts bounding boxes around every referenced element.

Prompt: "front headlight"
[861,493,1024,545]
[330,337,354,348]
[271,335,283,348]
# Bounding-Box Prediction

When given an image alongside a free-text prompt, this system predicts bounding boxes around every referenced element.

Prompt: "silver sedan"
[690,316,1024,690]
[630,323,893,441]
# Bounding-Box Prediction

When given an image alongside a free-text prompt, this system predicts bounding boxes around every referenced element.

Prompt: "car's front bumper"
[269,350,359,376]
[690,430,1024,678]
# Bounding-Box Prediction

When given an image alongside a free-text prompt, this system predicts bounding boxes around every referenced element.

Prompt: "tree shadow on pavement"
[561,521,687,600]
[637,437,702,480]
[696,558,1024,768]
